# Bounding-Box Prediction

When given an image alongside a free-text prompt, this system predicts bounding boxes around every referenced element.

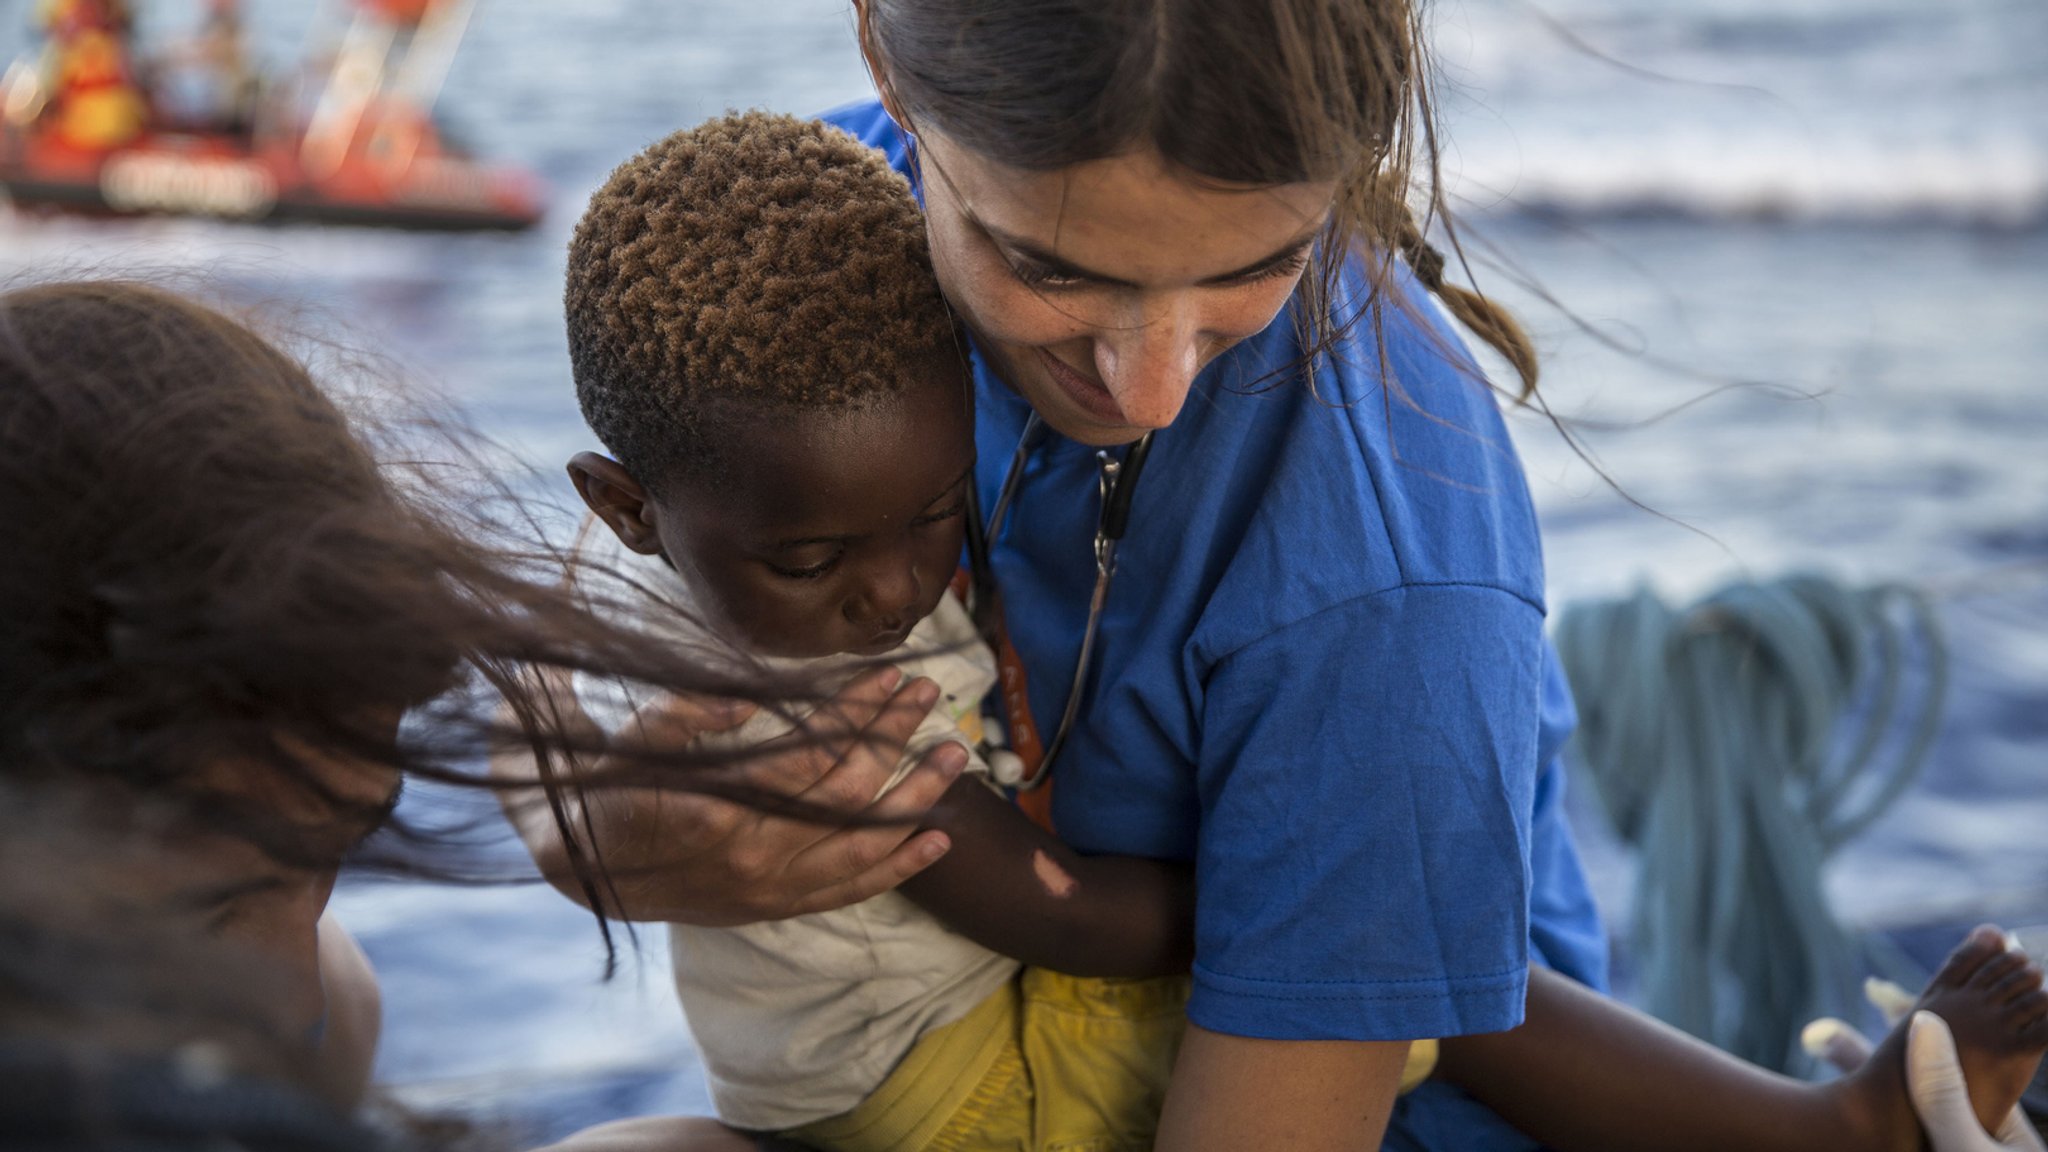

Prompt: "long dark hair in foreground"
[0,279,808,925]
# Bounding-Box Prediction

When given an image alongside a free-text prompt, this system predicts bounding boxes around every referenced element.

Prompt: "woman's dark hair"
[0,280,789,919]
[859,0,1539,398]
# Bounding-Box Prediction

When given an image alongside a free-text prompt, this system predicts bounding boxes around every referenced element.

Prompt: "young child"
[562,111,2048,1152]
[563,111,1247,1150]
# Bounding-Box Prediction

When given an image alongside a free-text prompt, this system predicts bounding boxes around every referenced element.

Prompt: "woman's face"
[151,736,401,1037]
[913,127,1335,446]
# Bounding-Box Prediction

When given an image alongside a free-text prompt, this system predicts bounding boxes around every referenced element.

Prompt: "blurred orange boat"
[0,0,544,231]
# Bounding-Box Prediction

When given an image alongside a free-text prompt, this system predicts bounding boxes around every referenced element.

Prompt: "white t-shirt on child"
[573,528,1021,1131]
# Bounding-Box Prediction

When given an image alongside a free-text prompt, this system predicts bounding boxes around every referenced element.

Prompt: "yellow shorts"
[786,968,1439,1152]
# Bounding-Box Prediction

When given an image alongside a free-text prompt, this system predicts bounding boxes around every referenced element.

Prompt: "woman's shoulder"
[1169,270,1548,657]
[817,99,909,175]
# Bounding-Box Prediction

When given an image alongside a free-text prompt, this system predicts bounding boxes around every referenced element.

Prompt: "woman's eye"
[1010,259,1085,289]
[1228,249,1313,286]
[1012,247,1311,291]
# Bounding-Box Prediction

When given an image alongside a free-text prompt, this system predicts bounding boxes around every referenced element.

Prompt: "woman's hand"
[1807,980,2047,1152]
[494,666,965,926]
[1908,1012,2048,1152]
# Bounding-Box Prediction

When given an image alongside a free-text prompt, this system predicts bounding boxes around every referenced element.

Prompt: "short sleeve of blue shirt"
[1192,583,1541,1038]
[820,97,1607,1069]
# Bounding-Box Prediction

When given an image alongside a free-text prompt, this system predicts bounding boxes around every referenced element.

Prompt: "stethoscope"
[969,411,1156,788]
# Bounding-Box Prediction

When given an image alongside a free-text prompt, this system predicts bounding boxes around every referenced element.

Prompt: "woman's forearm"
[1156,1025,1409,1151]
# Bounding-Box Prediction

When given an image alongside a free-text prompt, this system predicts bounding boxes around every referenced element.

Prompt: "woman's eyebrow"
[984,223,1323,287]
[1202,234,1319,284]
[990,229,1139,287]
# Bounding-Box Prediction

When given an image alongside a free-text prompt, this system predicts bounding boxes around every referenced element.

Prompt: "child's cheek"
[741,583,862,659]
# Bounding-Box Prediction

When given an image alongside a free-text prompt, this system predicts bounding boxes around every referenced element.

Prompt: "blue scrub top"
[823,101,1609,1150]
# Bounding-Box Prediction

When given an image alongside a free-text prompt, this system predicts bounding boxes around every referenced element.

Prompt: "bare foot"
[1835,925,2048,1150]
[1915,926,2048,1132]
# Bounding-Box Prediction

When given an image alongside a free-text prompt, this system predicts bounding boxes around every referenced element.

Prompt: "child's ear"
[568,452,663,556]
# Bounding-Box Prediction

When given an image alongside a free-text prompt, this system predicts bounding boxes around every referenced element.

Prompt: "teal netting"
[1556,574,1948,1070]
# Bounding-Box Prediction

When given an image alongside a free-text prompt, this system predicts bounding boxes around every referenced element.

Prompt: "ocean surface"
[4,0,2045,1139]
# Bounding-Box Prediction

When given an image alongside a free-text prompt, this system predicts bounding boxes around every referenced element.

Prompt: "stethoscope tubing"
[973,411,1156,789]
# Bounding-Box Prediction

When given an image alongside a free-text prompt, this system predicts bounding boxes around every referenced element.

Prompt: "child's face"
[651,377,974,659]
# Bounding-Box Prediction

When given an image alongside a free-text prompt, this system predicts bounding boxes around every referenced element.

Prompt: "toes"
[1991,962,2048,1007]
[1971,950,2033,994]
[1935,924,2012,989]
[2015,993,2048,1047]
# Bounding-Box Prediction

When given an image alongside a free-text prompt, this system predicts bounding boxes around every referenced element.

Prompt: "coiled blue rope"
[1555,574,1947,1070]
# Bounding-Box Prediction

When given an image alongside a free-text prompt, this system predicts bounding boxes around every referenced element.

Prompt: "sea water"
[2,0,2044,1137]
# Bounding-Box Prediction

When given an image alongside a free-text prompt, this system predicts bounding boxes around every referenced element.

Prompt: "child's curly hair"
[565,110,963,492]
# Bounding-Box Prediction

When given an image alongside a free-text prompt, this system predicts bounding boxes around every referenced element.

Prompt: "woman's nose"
[1094,293,1202,430]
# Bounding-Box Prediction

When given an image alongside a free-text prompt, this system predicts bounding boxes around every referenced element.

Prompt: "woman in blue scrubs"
[828,3,1608,1148]
[524,3,1608,1148]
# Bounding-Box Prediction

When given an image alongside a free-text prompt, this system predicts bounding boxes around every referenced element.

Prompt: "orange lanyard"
[950,568,1055,832]
[958,418,1156,834]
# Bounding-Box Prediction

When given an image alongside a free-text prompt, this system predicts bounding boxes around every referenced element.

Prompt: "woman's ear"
[567,452,663,555]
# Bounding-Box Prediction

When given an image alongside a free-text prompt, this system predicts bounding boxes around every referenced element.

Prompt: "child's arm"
[898,774,1193,978]
[1430,929,2047,1152]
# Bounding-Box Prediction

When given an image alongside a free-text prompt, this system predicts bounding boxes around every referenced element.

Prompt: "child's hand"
[496,667,964,926]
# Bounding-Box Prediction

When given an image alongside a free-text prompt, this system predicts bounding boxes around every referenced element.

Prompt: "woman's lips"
[1036,348,1125,424]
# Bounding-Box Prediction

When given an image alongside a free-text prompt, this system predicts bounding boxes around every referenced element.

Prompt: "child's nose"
[853,556,923,624]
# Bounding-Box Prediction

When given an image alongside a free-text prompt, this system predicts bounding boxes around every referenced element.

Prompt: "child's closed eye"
[912,499,966,527]
[766,550,842,580]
